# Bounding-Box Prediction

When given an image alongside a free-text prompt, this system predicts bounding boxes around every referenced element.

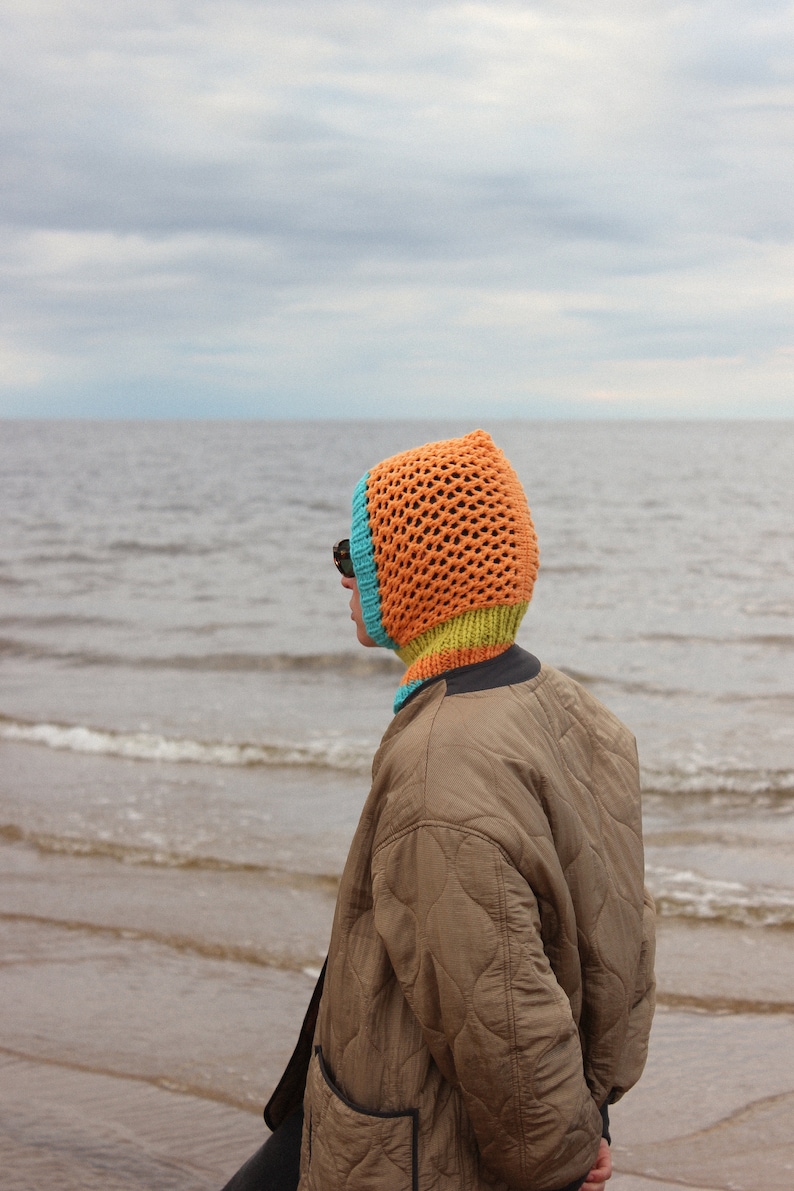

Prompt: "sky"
[1,0,793,419]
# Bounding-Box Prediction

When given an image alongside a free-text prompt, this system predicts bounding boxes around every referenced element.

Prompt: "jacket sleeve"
[610,886,656,1102]
[371,822,603,1191]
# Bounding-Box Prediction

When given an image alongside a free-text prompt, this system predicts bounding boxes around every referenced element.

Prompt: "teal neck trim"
[393,678,425,713]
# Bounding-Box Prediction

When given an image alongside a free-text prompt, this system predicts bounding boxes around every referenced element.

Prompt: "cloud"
[1,0,793,415]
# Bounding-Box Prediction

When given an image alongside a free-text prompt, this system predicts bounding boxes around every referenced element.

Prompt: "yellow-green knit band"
[396,603,528,667]
[393,603,528,710]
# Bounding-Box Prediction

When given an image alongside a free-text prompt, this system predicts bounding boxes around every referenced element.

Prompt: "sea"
[1,419,792,1190]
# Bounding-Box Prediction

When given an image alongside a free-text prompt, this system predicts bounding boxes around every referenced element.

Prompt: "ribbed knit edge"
[349,472,398,650]
[393,678,427,712]
[392,602,528,713]
[396,603,528,666]
[393,644,514,713]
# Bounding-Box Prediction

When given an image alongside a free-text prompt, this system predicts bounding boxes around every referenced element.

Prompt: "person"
[222,429,655,1191]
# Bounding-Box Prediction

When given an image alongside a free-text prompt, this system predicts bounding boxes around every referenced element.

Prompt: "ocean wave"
[23,550,102,565]
[558,668,693,699]
[0,714,373,773]
[1,911,329,974]
[0,637,51,660]
[107,538,219,557]
[655,991,794,1015]
[137,651,402,676]
[647,864,794,929]
[0,614,125,629]
[0,636,401,675]
[0,824,340,890]
[6,824,792,934]
[2,709,790,809]
[635,632,794,649]
[641,764,794,809]
[559,667,794,706]
[537,565,599,575]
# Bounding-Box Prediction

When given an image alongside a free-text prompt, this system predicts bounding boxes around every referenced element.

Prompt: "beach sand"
[2,904,792,1191]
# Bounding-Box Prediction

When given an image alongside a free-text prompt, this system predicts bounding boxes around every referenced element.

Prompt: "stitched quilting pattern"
[372,823,602,1189]
[304,667,655,1191]
[302,1051,418,1191]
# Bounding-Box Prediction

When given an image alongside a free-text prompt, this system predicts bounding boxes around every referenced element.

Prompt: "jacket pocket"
[303,1045,418,1191]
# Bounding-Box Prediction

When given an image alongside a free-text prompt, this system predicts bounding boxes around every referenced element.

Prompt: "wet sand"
[608,919,794,1190]
[0,1053,262,1191]
[609,1007,794,1190]
[4,1028,792,1191]
[2,906,793,1190]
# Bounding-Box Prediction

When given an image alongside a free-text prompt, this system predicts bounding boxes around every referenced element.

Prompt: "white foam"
[641,762,794,804]
[0,716,372,773]
[647,864,794,928]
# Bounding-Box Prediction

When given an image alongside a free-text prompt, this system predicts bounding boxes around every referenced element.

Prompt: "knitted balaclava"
[349,429,540,711]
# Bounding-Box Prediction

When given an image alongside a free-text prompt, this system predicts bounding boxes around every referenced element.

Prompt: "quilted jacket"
[299,662,656,1191]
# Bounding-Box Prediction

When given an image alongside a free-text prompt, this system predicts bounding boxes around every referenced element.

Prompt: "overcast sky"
[2,0,793,418]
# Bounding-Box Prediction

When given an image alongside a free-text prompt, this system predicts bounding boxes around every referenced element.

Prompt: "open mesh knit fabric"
[349,430,540,710]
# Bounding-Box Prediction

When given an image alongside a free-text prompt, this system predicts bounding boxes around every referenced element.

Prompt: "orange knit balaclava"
[349,430,540,710]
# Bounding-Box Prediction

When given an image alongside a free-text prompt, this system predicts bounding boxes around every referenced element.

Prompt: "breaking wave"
[2,712,791,809]
[0,637,401,675]
[1,911,329,974]
[0,823,340,889]
[0,714,372,773]
[647,864,794,929]
[640,763,794,809]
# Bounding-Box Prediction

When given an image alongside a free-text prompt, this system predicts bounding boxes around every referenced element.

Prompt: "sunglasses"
[333,538,355,578]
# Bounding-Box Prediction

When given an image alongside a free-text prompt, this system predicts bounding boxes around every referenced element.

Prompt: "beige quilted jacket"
[299,665,655,1191]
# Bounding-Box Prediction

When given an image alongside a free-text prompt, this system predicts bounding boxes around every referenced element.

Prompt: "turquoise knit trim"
[349,472,398,650]
[393,678,426,713]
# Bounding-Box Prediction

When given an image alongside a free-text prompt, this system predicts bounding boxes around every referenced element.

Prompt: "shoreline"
[653,916,794,1013]
[4,1006,792,1191]
[1,915,792,1190]
[0,1051,264,1191]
